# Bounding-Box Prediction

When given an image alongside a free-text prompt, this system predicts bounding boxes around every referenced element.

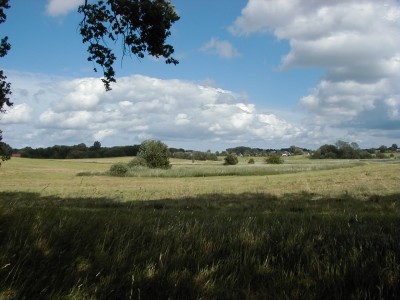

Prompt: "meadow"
[0,156,399,299]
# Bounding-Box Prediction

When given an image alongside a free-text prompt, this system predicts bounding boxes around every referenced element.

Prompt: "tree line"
[12,143,219,161]
[312,141,398,159]
[225,145,310,157]
[170,149,218,161]
[1,140,398,161]
[17,142,140,159]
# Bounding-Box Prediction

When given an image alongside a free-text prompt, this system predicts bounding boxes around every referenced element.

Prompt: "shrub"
[224,153,238,165]
[376,153,387,159]
[127,157,148,168]
[109,163,129,176]
[248,158,255,164]
[137,140,171,169]
[265,154,284,164]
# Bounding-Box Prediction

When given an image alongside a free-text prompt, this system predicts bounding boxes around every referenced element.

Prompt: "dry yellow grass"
[0,157,399,201]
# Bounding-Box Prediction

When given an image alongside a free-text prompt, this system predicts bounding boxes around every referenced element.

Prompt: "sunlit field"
[0,156,399,299]
[1,156,399,201]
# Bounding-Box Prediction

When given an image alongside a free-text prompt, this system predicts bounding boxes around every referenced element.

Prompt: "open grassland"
[0,156,399,201]
[0,157,399,299]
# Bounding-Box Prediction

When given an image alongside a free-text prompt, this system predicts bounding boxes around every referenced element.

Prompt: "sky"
[1,0,399,151]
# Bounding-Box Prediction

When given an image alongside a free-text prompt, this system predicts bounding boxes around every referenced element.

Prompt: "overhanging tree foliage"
[78,0,180,90]
[0,0,12,162]
[0,0,12,114]
[0,140,11,165]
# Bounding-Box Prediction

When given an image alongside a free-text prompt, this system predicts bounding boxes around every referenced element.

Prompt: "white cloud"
[52,78,105,112]
[385,97,400,120]
[231,0,400,135]
[200,38,240,59]
[1,72,302,149]
[46,0,85,17]
[0,103,33,124]
[94,129,115,141]
[174,113,190,126]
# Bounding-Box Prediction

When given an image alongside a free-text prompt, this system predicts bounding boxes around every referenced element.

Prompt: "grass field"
[1,156,399,201]
[0,156,399,299]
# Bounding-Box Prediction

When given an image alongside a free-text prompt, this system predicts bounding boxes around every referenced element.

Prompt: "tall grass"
[1,191,399,299]
[103,160,367,178]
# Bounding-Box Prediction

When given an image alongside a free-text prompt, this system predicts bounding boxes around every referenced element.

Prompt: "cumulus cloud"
[46,0,84,17]
[200,38,241,59]
[231,0,400,133]
[0,103,33,124]
[2,72,302,149]
[52,78,106,112]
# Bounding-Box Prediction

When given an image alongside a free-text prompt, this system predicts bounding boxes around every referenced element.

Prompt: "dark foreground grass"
[0,192,399,300]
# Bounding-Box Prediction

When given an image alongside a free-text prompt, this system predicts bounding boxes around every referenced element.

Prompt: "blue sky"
[1,0,399,151]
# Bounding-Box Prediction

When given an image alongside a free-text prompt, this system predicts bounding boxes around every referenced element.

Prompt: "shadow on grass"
[0,190,399,213]
[0,191,399,299]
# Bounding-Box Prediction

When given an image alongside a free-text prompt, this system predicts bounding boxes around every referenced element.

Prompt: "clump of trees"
[265,154,284,164]
[312,141,373,159]
[224,153,239,165]
[109,140,170,176]
[137,140,171,169]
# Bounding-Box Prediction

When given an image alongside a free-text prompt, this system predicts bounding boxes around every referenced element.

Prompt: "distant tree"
[0,139,11,165]
[379,145,388,153]
[122,145,140,156]
[350,142,360,150]
[265,154,284,164]
[390,144,398,152]
[224,153,238,165]
[137,140,170,169]
[312,144,338,159]
[335,141,359,159]
[248,158,255,164]
[78,0,179,90]
[66,150,88,159]
[92,141,101,150]
[335,140,348,150]
[289,145,304,155]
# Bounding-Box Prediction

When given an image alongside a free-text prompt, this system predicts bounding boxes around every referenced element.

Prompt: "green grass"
[103,159,366,178]
[1,157,399,201]
[0,157,399,299]
[0,191,399,299]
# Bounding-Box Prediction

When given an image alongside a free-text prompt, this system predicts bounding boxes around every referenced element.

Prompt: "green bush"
[376,153,387,159]
[109,163,129,176]
[137,140,171,169]
[265,154,284,164]
[127,157,147,168]
[224,153,238,165]
[248,158,255,164]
